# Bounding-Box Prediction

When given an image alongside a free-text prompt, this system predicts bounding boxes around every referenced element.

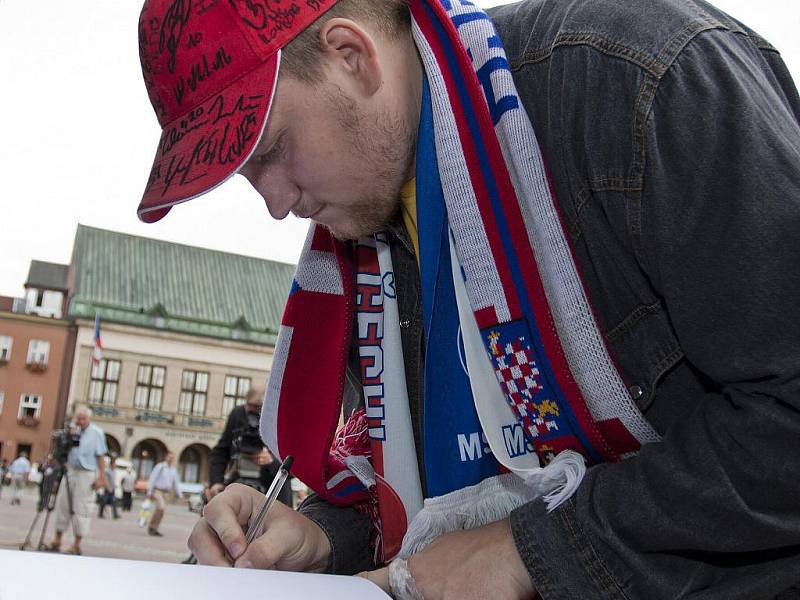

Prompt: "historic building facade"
[67,320,271,483]
[64,225,295,485]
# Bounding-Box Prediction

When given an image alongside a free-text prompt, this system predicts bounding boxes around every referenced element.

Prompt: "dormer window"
[25,288,64,319]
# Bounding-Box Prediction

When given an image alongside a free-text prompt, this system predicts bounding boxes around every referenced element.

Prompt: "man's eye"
[258,136,286,165]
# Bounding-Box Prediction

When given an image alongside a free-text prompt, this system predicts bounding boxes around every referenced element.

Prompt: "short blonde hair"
[281,0,410,84]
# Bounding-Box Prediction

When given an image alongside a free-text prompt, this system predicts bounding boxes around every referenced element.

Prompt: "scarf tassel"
[397,450,585,558]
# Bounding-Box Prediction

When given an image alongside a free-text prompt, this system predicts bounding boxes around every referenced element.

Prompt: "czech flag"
[92,313,104,365]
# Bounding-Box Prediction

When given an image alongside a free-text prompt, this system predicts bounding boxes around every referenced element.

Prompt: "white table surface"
[0,549,389,599]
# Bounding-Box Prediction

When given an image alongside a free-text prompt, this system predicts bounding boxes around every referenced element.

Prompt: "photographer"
[206,386,291,506]
[45,405,108,555]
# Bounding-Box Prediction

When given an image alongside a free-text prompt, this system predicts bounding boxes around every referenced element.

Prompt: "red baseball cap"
[137,0,338,223]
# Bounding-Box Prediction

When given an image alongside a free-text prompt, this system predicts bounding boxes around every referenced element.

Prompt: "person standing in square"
[8,452,30,506]
[146,452,181,537]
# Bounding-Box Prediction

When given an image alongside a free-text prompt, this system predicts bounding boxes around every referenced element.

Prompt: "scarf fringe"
[525,449,586,511]
[398,450,585,558]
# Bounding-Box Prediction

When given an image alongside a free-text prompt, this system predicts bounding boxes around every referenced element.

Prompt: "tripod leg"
[37,509,54,550]
[19,510,43,550]
[20,470,61,551]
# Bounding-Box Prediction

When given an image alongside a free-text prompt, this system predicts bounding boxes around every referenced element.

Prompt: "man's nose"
[244,167,300,220]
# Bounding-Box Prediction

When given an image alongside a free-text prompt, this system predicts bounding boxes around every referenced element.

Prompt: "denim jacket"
[300,0,800,597]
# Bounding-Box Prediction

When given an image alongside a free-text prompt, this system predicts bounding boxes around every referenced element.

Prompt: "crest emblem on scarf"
[486,320,574,462]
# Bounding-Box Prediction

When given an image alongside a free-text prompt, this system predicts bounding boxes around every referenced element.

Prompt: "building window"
[18,394,42,419]
[43,290,63,314]
[134,365,166,411]
[0,391,4,415]
[222,376,251,416]
[88,358,121,405]
[25,289,63,318]
[0,336,12,362]
[179,370,208,416]
[27,339,50,366]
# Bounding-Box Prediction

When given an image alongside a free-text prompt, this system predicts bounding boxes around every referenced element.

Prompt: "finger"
[188,518,233,567]
[203,484,259,560]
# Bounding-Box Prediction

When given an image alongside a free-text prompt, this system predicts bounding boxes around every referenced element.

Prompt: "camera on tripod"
[227,412,267,491]
[51,427,81,463]
[19,424,81,551]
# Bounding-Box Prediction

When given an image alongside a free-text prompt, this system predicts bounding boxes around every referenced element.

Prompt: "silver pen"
[244,455,294,544]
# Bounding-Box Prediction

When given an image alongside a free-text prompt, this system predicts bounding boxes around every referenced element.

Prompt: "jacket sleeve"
[209,409,238,486]
[298,494,375,575]
[510,29,800,600]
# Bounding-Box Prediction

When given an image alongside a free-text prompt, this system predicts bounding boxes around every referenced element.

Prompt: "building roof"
[68,225,296,345]
[25,260,69,291]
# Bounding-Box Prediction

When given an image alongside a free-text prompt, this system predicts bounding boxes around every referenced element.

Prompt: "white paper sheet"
[0,549,389,599]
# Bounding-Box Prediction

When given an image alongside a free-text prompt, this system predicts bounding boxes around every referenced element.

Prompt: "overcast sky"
[1,0,798,297]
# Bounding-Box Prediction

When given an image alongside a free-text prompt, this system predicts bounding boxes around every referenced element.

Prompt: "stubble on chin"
[324,204,401,241]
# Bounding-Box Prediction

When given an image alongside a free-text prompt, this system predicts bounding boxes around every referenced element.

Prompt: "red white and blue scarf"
[262,0,660,563]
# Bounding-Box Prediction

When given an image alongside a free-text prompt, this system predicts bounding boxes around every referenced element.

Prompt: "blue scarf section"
[417,77,502,497]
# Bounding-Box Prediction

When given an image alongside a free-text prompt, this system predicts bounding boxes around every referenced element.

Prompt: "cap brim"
[137,55,279,223]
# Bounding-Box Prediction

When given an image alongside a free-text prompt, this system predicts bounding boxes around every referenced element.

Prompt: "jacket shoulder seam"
[509,16,728,80]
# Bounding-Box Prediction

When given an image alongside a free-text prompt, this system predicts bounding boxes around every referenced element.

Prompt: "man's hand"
[188,483,331,572]
[204,483,225,502]
[93,478,106,491]
[360,519,535,600]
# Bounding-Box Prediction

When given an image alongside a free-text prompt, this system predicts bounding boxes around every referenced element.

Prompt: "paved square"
[0,484,198,563]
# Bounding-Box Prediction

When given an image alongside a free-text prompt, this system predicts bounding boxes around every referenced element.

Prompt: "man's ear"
[318,18,382,97]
